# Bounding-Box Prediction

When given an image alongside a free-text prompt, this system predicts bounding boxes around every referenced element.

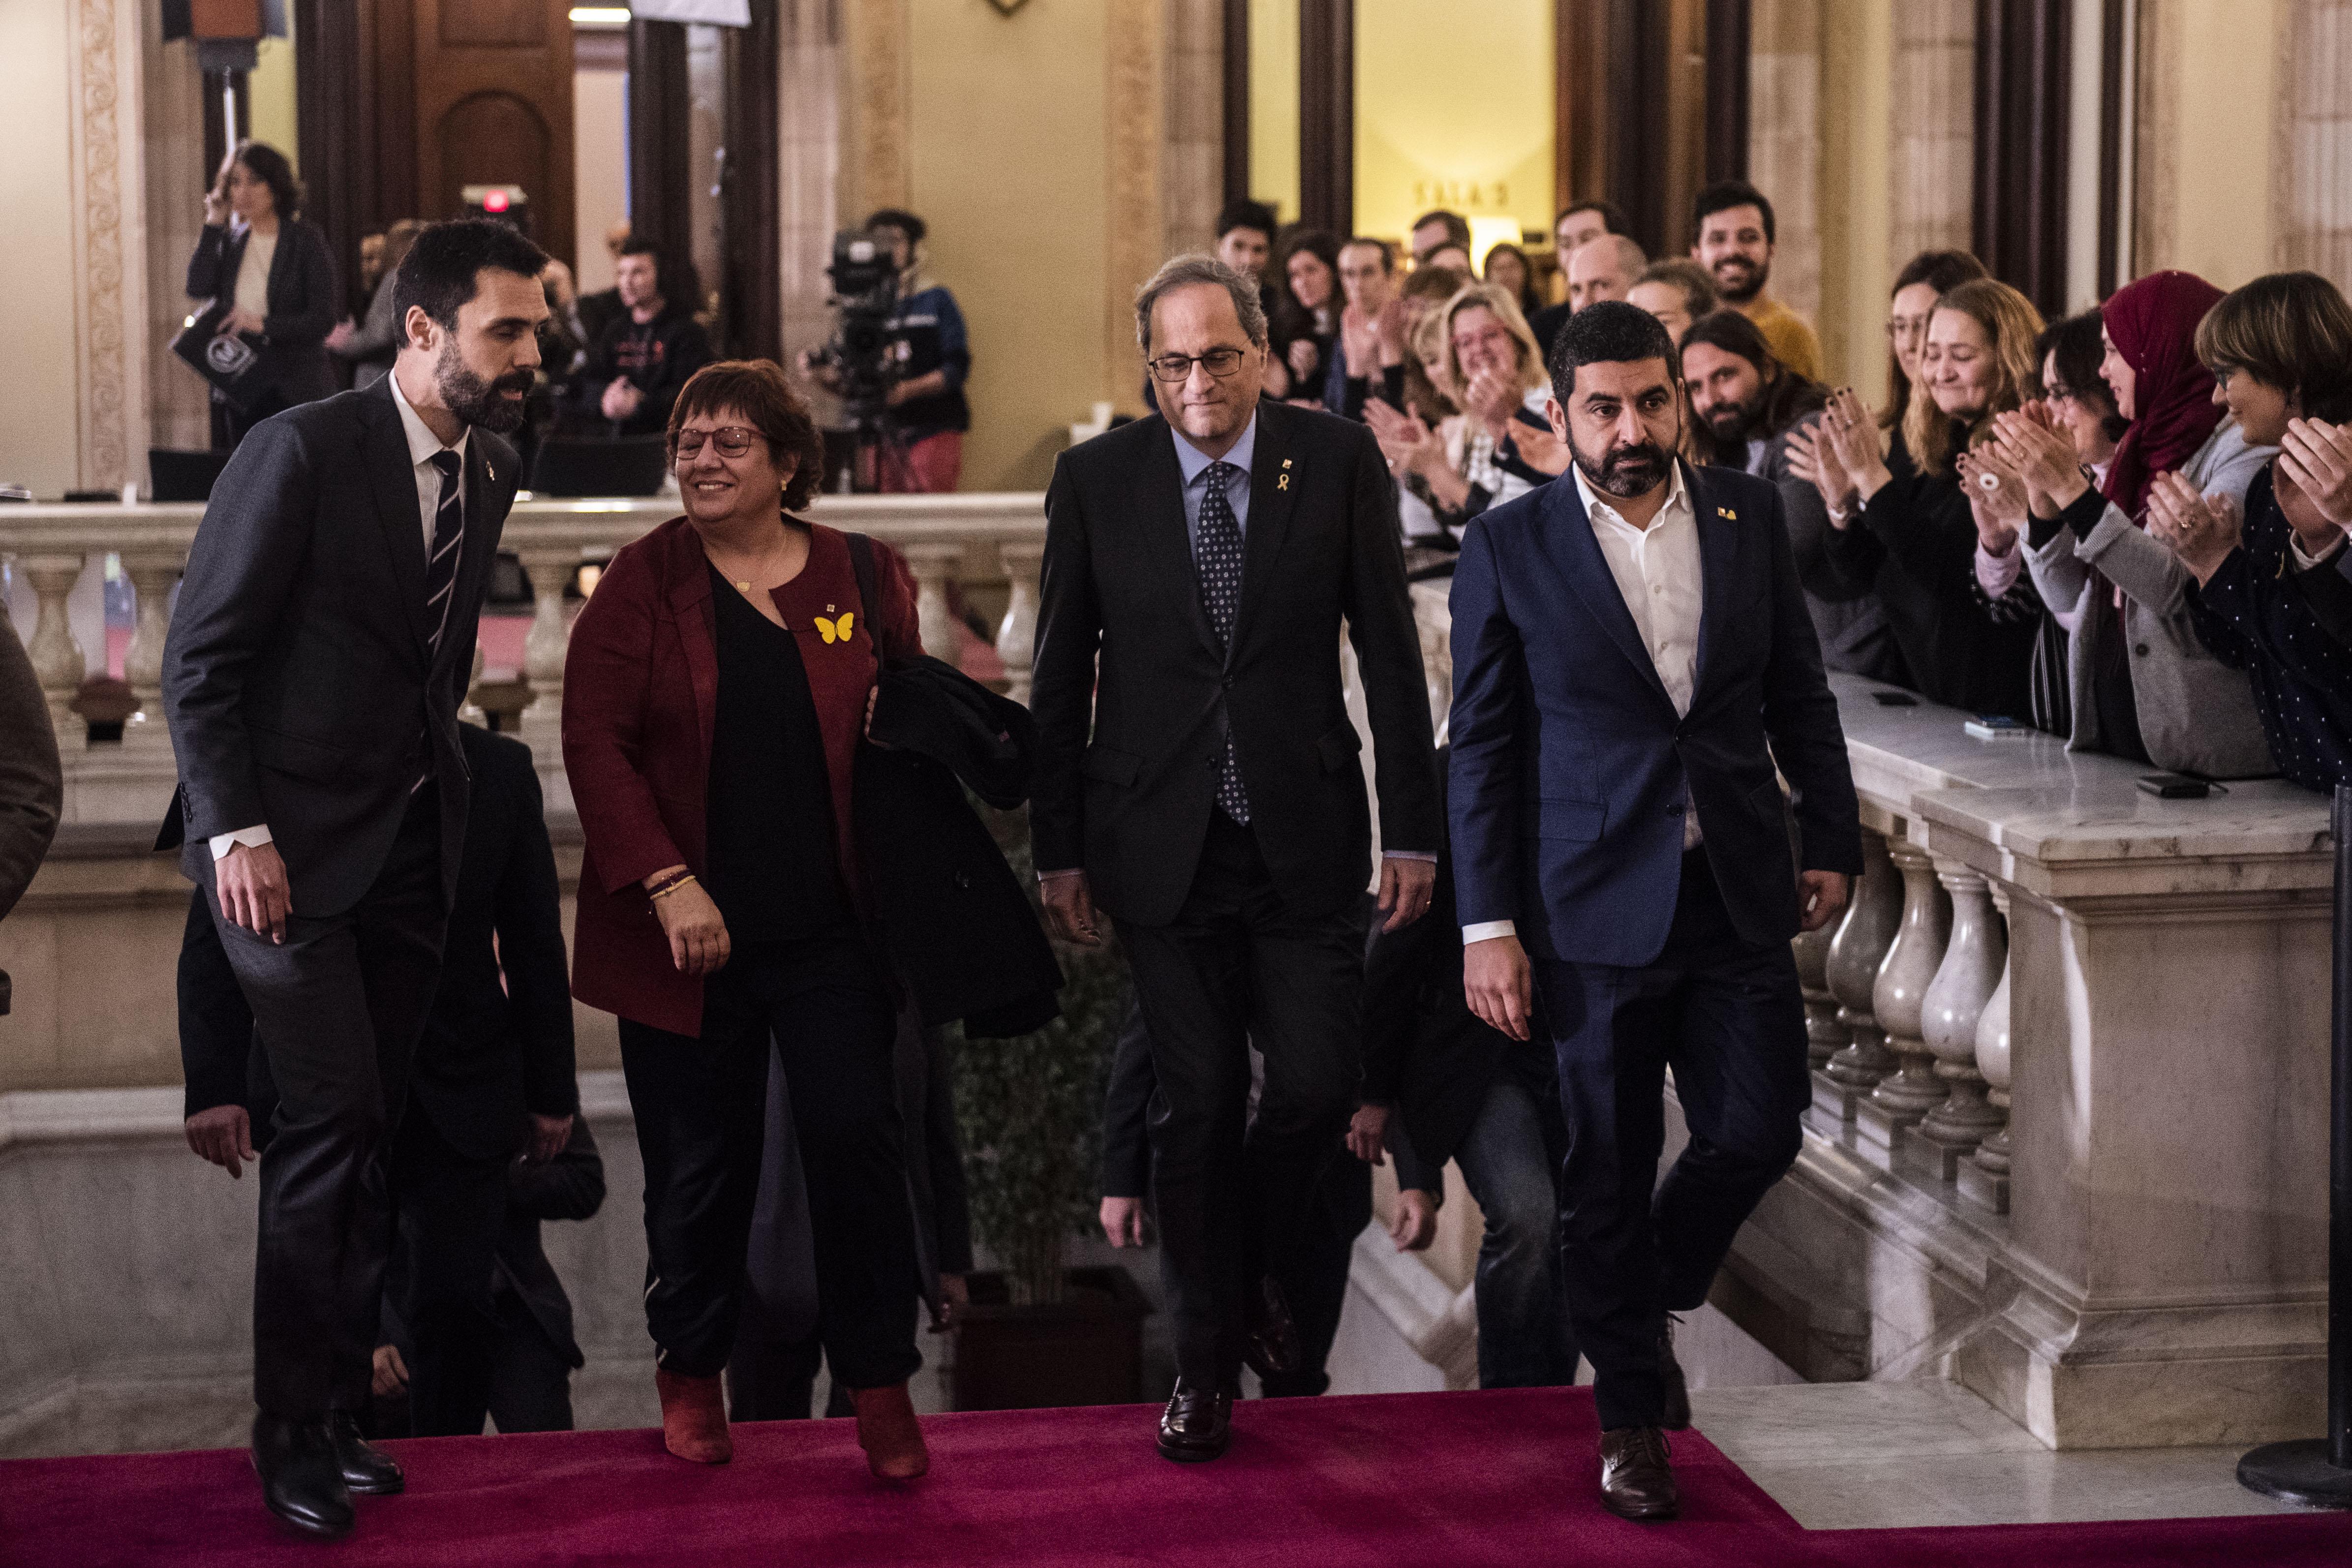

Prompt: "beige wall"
[1814,0,1894,402]
[1354,0,1553,248]
[1247,0,1301,223]
[899,0,1112,491]
[2135,0,2281,289]
[0,0,88,499]
[247,32,299,167]
[573,63,628,296]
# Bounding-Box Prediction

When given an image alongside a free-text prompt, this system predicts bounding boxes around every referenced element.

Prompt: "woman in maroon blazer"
[561,360,931,1479]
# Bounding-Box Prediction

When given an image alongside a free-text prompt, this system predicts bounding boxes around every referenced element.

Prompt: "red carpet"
[1,1388,2346,1568]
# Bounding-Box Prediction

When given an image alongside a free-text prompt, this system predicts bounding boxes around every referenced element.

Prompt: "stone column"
[900,542,964,665]
[1818,829,1902,1127]
[1916,862,2009,1177]
[1957,882,2015,1213]
[21,553,90,750]
[995,540,1043,706]
[1855,838,1953,1171]
[516,546,578,750]
[117,550,181,749]
[1792,922,1843,1072]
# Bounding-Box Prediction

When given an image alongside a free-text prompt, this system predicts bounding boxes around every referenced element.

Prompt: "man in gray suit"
[161,219,549,1539]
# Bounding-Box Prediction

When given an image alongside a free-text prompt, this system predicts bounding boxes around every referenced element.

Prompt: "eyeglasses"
[674,426,761,459]
[1146,347,1248,385]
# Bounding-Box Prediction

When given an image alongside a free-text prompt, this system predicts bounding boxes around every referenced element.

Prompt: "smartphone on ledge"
[2137,773,2213,799]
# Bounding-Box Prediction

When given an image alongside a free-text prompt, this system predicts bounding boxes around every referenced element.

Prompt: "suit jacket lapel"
[1140,418,1223,660]
[1230,401,1297,665]
[360,379,433,664]
[1687,462,1739,701]
[1544,477,1677,716]
[667,525,721,767]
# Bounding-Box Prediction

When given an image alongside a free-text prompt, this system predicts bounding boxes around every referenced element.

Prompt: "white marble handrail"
[0,492,1049,759]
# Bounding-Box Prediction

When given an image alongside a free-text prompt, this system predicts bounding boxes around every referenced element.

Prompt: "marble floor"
[1693,1379,2317,1530]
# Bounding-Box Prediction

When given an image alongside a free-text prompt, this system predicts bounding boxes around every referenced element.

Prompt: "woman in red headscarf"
[1983,270,2277,776]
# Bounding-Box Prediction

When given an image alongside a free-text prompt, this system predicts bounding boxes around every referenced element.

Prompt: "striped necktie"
[1196,461,1250,825]
[426,450,464,655]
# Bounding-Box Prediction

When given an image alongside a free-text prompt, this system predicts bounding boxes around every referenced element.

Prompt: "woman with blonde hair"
[1793,277,2046,717]
[1365,281,1567,540]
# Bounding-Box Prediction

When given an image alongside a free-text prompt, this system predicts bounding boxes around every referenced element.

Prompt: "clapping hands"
[2280,419,2352,531]
[2145,470,2244,585]
[1956,444,2029,555]
[1988,408,2090,516]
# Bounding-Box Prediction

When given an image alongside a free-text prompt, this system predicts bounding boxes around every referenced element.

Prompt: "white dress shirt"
[1464,462,1702,944]
[232,226,277,323]
[208,369,469,861]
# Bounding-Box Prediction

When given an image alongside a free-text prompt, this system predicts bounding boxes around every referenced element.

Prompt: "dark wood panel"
[1558,0,1610,221]
[1222,0,1250,207]
[1298,0,1352,232]
[1973,0,2069,317]
[294,0,369,315]
[368,0,421,236]
[411,0,575,265]
[438,0,547,47]
[720,0,782,361]
[2096,0,2125,297]
[1556,0,1714,257]
[1704,0,1750,184]
[627,20,694,262]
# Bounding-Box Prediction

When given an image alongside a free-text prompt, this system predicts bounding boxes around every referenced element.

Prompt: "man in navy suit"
[1447,302,1860,1521]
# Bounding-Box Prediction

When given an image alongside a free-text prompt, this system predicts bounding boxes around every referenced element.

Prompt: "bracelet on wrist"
[647,872,698,901]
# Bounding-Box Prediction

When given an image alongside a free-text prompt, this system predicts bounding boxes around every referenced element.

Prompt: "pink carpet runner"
[2,1388,2347,1567]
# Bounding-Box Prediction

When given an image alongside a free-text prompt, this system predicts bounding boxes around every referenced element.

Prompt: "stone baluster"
[995,540,1042,705]
[118,551,182,748]
[1958,883,2015,1213]
[1819,829,1903,1127]
[900,542,965,665]
[1855,838,1954,1172]
[1916,862,2009,1178]
[1791,923,1843,1072]
[20,553,90,750]
[515,545,580,749]
[461,642,489,729]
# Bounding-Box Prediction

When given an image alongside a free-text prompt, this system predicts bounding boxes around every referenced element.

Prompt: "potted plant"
[948,813,1152,1411]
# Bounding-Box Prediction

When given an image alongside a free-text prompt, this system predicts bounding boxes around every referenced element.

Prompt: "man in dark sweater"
[562,238,713,439]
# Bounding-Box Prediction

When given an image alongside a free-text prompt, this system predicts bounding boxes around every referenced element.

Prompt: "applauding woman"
[562,360,932,1478]
[1790,279,2045,717]
[1990,272,2274,775]
[2154,273,2352,789]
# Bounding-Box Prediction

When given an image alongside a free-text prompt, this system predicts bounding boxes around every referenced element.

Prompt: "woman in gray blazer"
[1993,272,2276,778]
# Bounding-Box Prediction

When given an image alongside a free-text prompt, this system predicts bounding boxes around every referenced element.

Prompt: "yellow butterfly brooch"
[814,612,855,644]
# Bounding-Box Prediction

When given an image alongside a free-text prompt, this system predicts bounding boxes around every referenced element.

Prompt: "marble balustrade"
[0,492,1049,817]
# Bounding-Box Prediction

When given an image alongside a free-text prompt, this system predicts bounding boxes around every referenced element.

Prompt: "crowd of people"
[183,143,969,494]
[123,135,2352,1551]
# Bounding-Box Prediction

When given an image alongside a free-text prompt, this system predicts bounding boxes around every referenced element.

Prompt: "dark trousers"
[210,790,447,1416]
[389,1108,509,1437]
[483,1290,576,1433]
[1116,812,1365,1389]
[1254,1149,1371,1398]
[1532,850,1808,1431]
[616,938,920,1388]
[1453,1057,1582,1389]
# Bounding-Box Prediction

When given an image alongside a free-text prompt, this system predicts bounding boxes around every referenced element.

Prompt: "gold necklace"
[713,532,794,595]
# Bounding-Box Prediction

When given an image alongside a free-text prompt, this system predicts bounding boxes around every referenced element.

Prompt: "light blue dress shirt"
[1171,414,1256,564]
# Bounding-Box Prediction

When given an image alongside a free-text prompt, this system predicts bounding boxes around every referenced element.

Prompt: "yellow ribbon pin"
[1278,473,1290,490]
[1717,506,1737,520]
[815,612,855,644]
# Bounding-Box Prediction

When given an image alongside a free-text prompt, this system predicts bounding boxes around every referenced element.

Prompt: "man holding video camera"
[804,209,971,492]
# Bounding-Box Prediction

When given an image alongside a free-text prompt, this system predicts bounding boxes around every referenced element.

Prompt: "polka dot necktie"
[1196,461,1251,825]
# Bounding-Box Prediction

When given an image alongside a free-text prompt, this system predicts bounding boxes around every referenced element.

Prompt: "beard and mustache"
[433,338,535,435]
[1573,436,1674,499]
[1708,255,1766,305]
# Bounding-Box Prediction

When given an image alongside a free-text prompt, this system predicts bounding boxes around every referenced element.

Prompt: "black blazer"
[497,1116,606,1366]
[186,219,340,407]
[1031,401,1441,926]
[178,725,579,1159]
[160,376,519,915]
[855,638,1062,1039]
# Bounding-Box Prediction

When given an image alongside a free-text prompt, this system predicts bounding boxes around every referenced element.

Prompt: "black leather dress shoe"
[1659,1316,1691,1431]
[1156,1381,1234,1463]
[1242,1274,1300,1380]
[328,1410,405,1495]
[1598,1426,1679,1521]
[252,1414,355,1539]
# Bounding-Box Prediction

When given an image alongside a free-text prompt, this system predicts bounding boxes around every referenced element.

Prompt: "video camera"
[812,230,902,427]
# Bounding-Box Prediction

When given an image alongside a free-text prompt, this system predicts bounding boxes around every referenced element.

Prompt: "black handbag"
[170,298,271,410]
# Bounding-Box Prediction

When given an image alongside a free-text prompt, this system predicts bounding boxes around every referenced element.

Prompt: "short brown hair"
[668,359,828,510]
[2196,272,2352,423]
[1905,278,2044,476]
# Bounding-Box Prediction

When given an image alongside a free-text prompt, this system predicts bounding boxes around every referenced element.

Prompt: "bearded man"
[161,218,550,1540]
[1445,301,1860,1523]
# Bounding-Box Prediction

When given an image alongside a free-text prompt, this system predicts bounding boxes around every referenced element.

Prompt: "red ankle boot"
[851,1382,928,1479]
[655,1367,732,1464]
